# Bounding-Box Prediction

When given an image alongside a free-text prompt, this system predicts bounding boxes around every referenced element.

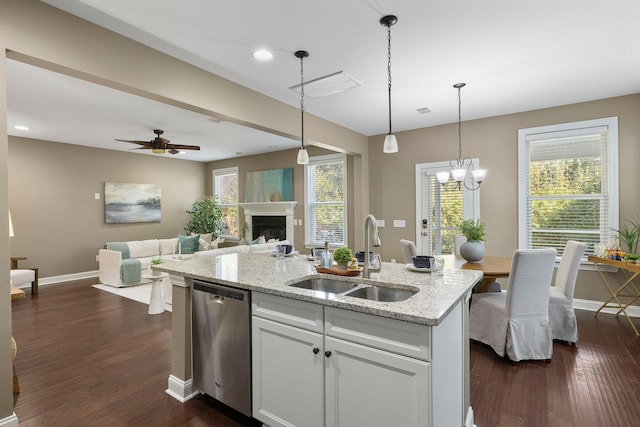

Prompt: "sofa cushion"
[178,234,200,254]
[127,239,160,259]
[159,238,179,255]
[248,240,291,254]
[192,232,213,243]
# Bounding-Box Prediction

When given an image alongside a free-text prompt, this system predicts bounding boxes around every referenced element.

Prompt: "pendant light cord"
[457,85,462,163]
[386,23,393,135]
[300,54,305,149]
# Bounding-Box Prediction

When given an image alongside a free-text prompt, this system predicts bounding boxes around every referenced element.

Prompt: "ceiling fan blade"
[115,139,152,147]
[168,144,200,151]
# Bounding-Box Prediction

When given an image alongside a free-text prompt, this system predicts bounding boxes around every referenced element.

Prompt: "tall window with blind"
[517,117,619,258]
[304,154,347,246]
[428,179,464,255]
[213,167,239,238]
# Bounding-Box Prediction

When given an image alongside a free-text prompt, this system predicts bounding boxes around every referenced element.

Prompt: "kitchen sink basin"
[289,278,359,294]
[344,285,417,302]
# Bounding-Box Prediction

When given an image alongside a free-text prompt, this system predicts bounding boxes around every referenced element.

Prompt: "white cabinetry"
[252,293,465,427]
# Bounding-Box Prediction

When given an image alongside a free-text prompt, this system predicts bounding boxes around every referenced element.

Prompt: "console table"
[588,255,640,336]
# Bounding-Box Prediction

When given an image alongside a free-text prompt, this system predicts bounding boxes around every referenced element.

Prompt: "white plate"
[271,250,299,257]
[405,263,433,273]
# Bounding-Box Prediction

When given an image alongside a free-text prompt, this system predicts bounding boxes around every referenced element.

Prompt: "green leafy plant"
[458,218,486,241]
[240,223,250,239]
[612,220,640,254]
[185,195,224,236]
[333,247,353,265]
[151,256,163,265]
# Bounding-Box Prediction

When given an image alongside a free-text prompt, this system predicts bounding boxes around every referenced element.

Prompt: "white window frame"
[304,153,348,248]
[517,117,619,262]
[213,166,239,240]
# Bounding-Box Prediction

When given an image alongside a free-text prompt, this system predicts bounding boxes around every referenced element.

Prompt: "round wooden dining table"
[442,254,512,292]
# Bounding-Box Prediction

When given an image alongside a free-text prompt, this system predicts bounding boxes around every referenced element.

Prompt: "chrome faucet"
[363,214,381,279]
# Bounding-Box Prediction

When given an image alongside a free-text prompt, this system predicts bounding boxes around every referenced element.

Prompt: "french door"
[415,161,480,255]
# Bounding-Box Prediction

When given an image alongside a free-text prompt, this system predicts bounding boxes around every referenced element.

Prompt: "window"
[213,167,239,238]
[305,154,347,247]
[518,117,618,259]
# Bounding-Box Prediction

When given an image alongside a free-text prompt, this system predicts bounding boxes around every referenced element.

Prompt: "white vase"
[460,240,485,263]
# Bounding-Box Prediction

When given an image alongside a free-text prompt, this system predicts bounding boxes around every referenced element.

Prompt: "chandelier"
[436,83,486,191]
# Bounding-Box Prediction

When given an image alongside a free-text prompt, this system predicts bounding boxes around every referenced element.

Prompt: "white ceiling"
[8,0,640,162]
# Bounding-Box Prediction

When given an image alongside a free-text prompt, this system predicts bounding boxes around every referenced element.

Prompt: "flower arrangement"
[458,218,486,241]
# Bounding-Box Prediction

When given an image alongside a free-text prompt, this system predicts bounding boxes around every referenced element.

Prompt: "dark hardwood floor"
[10,279,640,426]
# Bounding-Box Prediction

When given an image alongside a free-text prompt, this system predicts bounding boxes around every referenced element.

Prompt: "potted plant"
[333,247,353,270]
[458,218,486,263]
[150,256,163,275]
[613,220,640,255]
[239,223,250,246]
[185,195,224,236]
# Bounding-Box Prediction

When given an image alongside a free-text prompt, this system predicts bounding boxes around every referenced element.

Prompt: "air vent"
[289,71,362,98]
[416,107,431,114]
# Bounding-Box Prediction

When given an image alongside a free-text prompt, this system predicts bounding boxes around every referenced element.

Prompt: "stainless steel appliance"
[192,279,251,416]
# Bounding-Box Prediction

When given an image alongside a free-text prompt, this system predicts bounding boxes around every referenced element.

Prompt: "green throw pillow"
[178,234,200,254]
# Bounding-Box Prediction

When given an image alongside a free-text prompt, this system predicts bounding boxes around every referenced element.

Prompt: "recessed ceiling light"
[253,49,273,61]
[14,125,29,131]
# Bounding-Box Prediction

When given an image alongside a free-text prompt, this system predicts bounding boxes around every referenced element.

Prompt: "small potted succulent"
[150,256,163,275]
[458,218,486,263]
[333,247,354,270]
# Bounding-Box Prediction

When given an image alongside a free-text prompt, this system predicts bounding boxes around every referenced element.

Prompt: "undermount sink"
[289,278,359,294]
[344,285,417,302]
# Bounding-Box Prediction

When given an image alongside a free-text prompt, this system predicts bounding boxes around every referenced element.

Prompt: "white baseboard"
[16,270,99,289]
[574,298,640,317]
[0,413,18,427]
[166,375,200,403]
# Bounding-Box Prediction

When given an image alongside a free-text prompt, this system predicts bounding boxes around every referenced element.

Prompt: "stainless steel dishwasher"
[192,279,251,417]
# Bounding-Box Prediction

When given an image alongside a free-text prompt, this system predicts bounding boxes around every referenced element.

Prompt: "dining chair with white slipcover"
[469,248,557,363]
[549,240,586,345]
[399,239,418,264]
[454,234,467,256]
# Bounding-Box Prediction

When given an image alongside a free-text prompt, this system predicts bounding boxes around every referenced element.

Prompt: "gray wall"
[9,136,206,277]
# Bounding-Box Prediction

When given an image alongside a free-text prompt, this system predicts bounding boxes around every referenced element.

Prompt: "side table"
[142,272,169,315]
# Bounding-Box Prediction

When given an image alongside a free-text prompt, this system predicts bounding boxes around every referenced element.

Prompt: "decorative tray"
[315,266,362,276]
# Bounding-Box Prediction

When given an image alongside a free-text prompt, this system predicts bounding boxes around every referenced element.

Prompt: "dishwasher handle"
[193,280,247,302]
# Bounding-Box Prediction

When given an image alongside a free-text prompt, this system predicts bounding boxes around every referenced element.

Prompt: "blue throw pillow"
[178,234,200,254]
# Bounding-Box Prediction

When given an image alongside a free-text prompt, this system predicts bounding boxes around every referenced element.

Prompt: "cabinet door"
[252,316,324,427]
[325,336,431,427]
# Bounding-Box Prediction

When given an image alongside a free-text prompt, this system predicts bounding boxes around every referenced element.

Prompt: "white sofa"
[99,238,290,305]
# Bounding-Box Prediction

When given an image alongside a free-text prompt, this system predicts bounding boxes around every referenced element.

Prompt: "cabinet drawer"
[325,307,431,361]
[252,292,324,333]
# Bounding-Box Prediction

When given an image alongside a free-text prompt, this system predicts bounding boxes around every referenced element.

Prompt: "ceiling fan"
[115,129,201,155]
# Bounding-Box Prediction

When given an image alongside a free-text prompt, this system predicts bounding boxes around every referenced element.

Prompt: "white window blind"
[518,117,618,258]
[213,167,239,238]
[305,154,347,246]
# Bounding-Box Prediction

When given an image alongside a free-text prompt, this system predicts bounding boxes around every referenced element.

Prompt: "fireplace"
[252,216,286,241]
[238,202,298,242]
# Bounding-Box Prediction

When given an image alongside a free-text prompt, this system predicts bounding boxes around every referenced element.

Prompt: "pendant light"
[295,50,310,165]
[436,83,487,191]
[380,15,398,153]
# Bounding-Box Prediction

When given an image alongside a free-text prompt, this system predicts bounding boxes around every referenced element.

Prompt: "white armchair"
[549,240,586,344]
[470,248,557,363]
[10,268,38,296]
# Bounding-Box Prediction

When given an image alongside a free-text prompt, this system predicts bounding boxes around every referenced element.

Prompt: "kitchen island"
[155,252,482,427]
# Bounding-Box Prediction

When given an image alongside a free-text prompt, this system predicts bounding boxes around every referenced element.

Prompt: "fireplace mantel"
[239,202,298,242]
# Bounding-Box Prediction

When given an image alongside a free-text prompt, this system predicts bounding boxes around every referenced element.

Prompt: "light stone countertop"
[154,252,483,326]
